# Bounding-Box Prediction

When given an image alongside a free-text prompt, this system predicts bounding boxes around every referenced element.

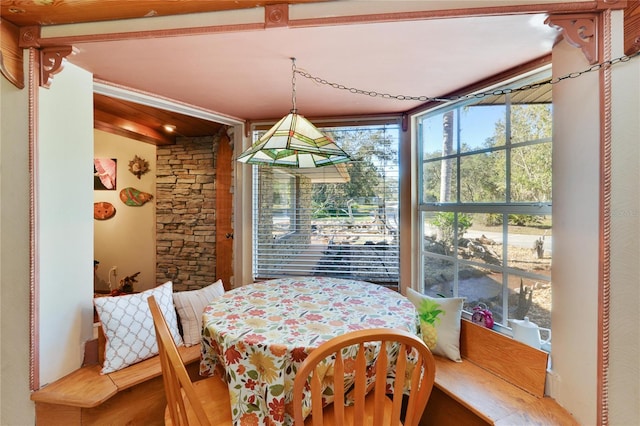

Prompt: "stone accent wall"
[156,136,217,291]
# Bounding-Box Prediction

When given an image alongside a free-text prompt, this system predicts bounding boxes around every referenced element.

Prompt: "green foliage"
[422,103,552,205]
[312,127,398,218]
[492,104,552,203]
[431,212,473,246]
[417,298,443,326]
[483,213,503,226]
[459,149,503,202]
[422,160,448,202]
[508,214,542,226]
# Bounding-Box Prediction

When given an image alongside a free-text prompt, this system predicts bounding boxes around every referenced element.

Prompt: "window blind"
[252,125,400,287]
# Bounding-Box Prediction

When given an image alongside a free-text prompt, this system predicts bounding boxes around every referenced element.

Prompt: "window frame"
[415,68,553,337]
[249,121,403,286]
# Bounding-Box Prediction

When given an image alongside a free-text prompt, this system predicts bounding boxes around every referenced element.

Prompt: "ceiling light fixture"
[237,58,351,168]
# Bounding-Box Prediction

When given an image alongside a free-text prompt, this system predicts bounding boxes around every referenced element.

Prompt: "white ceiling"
[62,5,560,123]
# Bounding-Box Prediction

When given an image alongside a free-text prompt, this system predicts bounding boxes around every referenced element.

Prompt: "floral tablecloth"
[200,276,418,426]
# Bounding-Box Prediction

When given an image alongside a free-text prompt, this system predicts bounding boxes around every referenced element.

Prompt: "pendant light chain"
[237,56,352,167]
[291,57,297,113]
[293,50,640,103]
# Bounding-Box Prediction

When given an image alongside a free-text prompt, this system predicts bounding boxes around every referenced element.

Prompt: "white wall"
[94,130,157,292]
[0,55,34,426]
[38,63,95,386]
[609,11,640,425]
[551,11,640,425]
[551,40,600,424]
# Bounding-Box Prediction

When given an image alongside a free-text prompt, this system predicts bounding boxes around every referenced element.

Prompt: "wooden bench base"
[421,320,578,426]
[31,345,201,426]
[34,375,167,426]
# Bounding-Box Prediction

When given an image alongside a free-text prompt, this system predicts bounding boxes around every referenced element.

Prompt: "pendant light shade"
[237,58,351,168]
[237,112,351,168]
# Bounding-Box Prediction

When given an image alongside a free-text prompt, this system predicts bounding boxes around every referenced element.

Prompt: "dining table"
[200,276,419,426]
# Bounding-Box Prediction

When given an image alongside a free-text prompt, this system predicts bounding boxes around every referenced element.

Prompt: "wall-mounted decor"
[128,155,150,179]
[94,202,116,220]
[119,187,153,206]
[94,158,117,190]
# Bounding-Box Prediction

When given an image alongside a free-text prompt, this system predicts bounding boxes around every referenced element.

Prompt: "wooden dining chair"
[147,295,233,426]
[292,328,436,426]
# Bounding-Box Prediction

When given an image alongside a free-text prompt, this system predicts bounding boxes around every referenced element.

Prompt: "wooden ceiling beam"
[0,1,327,27]
[94,109,175,146]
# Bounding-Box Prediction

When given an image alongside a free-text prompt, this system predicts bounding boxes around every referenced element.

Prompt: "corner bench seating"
[30,331,202,426]
[422,319,579,425]
[31,317,579,425]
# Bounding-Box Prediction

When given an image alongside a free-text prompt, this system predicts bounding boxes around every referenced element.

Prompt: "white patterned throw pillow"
[173,279,225,346]
[94,281,183,374]
[406,288,464,362]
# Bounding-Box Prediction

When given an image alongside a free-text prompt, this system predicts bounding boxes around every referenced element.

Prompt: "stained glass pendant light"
[237,58,351,168]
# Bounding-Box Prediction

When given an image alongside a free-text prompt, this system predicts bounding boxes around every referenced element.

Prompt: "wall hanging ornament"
[119,187,153,206]
[128,155,149,179]
[94,202,116,220]
[94,158,117,190]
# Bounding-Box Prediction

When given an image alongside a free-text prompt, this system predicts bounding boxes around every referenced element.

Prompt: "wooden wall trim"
[29,46,40,391]
[34,22,264,47]
[0,17,24,89]
[597,9,613,425]
[625,0,640,54]
[265,4,289,28]
[215,130,234,289]
[19,25,40,48]
[31,2,619,48]
[289,1,623,29]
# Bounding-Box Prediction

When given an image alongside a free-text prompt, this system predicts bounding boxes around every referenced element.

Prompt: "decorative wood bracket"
[39,46,74,88]
[12,25,74,89]
[546,14,599,64]
[265,4,289,28]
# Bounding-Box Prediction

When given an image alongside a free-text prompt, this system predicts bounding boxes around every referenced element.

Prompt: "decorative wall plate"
[128,155,149,179]
[119,187,153,206]
[94,202,116,220]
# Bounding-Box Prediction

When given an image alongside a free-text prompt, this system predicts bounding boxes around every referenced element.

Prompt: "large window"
[417,70,552,333]
[252,123,400,288]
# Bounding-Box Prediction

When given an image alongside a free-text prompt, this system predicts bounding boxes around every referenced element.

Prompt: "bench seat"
[429,356,578,425]
[31,344,201,425]
[421,319,578,426]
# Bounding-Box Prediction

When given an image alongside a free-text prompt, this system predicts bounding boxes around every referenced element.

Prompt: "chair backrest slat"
[373,341,389,426]
[390,342,408,424]
[404,349,423,425]
[292,328,436,426]
[333,351,345,426]
[148,295,212,426]
[353,342,367,426]
[311,361,324,426]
